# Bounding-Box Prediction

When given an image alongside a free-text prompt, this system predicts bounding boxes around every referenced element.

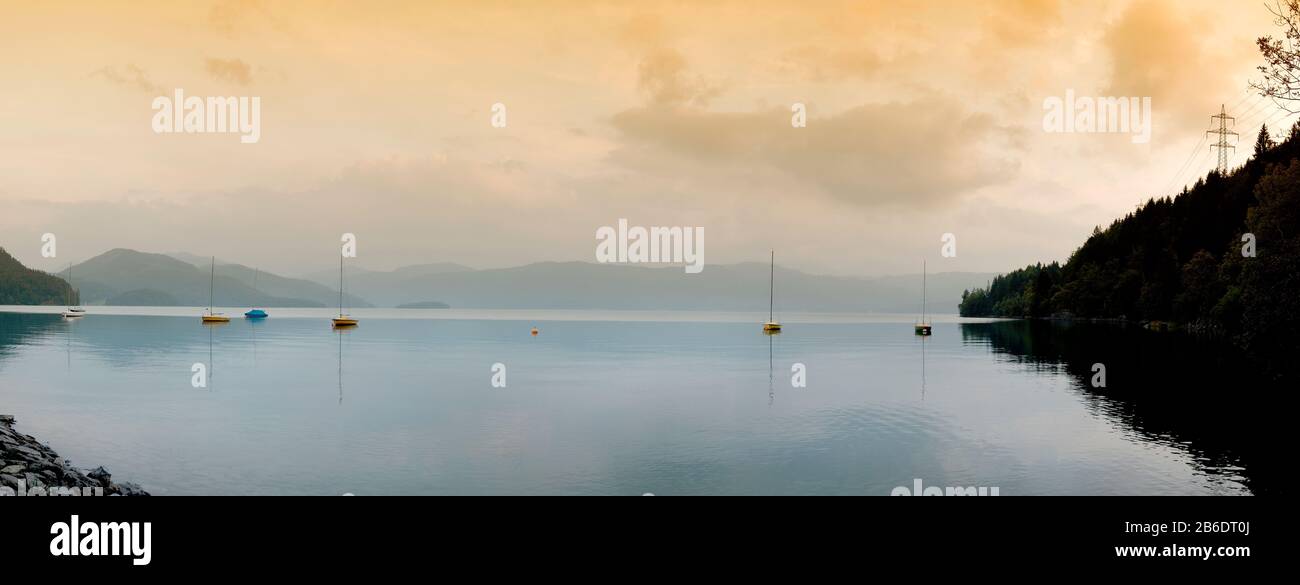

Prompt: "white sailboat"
[62,263,85,318]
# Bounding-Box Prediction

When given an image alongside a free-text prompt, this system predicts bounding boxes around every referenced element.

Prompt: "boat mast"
[769,250,775,322]
[922,259,927,323]
[209,257,216,313]
[338,254,344,317]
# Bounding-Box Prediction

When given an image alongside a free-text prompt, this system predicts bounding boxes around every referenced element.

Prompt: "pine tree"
[1255,123,1276,158]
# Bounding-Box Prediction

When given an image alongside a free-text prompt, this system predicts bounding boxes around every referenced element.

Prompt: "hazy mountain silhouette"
[7,247,995,312]
[307,260,994,313]
[70,249,369,308]
[300,262,473,295]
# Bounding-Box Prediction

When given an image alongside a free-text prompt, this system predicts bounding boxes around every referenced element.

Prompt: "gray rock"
[87,466,112,487]
[115,482,149,497]
[0,414,15,424]
[23,473,45,488]
[12,445,43,462]
[1,420,148,495]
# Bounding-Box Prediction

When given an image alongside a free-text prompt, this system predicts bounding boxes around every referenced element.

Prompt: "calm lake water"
[0,307,1277,495]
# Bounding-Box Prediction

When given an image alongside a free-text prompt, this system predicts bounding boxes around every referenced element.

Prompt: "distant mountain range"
[299,262,473,301]
[308,258,995,313]
[2,247,997,313]
[68,249,369,308]
[330,261,994,313]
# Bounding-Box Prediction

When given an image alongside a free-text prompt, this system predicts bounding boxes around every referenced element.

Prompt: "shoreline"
[0,415,148,496]
[0,305,973,325]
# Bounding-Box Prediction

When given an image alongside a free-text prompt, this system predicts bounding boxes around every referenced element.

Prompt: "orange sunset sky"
[0,0,1287,276]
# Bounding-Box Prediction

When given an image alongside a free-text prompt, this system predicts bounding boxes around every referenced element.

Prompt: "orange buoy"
[530,327,539,336]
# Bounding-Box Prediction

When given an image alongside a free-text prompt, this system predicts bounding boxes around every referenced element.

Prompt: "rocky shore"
[0,415,148,496]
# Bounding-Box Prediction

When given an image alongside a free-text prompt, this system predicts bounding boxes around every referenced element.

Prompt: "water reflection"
[337,328,347,405]
[250,317,260,367]
[764,330,779,405]
[1,310,1275,495]
[202,320,227,391]
[66,317,75,372]
[0,312,61,364]
[919,333,927,401]
[961,320,1283,495]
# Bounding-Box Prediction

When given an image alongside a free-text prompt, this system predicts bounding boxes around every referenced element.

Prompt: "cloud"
[91,64,162,94]
[636,49,724,107]
[208,0,268,37]
[204,58,254,86]
[776,46,885,82]
[610,93,1021,208]
[617,14,672,50]
[984,0,1064,48]
[1104,0,1228,128]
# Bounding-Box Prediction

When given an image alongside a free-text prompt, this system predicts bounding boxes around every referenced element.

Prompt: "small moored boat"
[203,257,231,323]
[915,260,932,336]
[762,251,782,334]
[332,255,358,328]
[62,264,85,319]
[245,268,268,319]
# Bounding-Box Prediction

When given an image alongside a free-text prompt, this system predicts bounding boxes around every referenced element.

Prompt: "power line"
[1178,145,1216,192]
[1264,107,1296,128]
[1237,110,1275,134]
[1232,97,1272,127]
[1228,108,1297,167]
[1207,104,1239,174]
[1157,94,1269,198]
[1226,91,1258,116]
[1233,94,1297,130]
[1161,132,1208,195]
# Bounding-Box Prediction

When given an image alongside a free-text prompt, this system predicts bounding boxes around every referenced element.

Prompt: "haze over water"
[0,308,1267,495]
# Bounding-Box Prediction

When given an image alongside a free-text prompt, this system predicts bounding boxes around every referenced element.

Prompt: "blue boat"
[245,268,269,319]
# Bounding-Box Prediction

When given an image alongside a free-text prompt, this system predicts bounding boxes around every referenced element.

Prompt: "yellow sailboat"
[762,250,782,334]
[202,257,231,323]
[914,260,932,336]
[332,254,358,328]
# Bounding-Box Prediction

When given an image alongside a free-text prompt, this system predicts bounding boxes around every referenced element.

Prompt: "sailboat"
[914,260,932,336]
[61,263,85,319]
[332,255,358,328]
[202,257,231,323]
[762,250,782,333]
[244,268,268,319]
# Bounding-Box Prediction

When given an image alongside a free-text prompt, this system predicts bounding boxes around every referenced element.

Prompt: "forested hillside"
[960,122,1300,377]
[0,247,75,305]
